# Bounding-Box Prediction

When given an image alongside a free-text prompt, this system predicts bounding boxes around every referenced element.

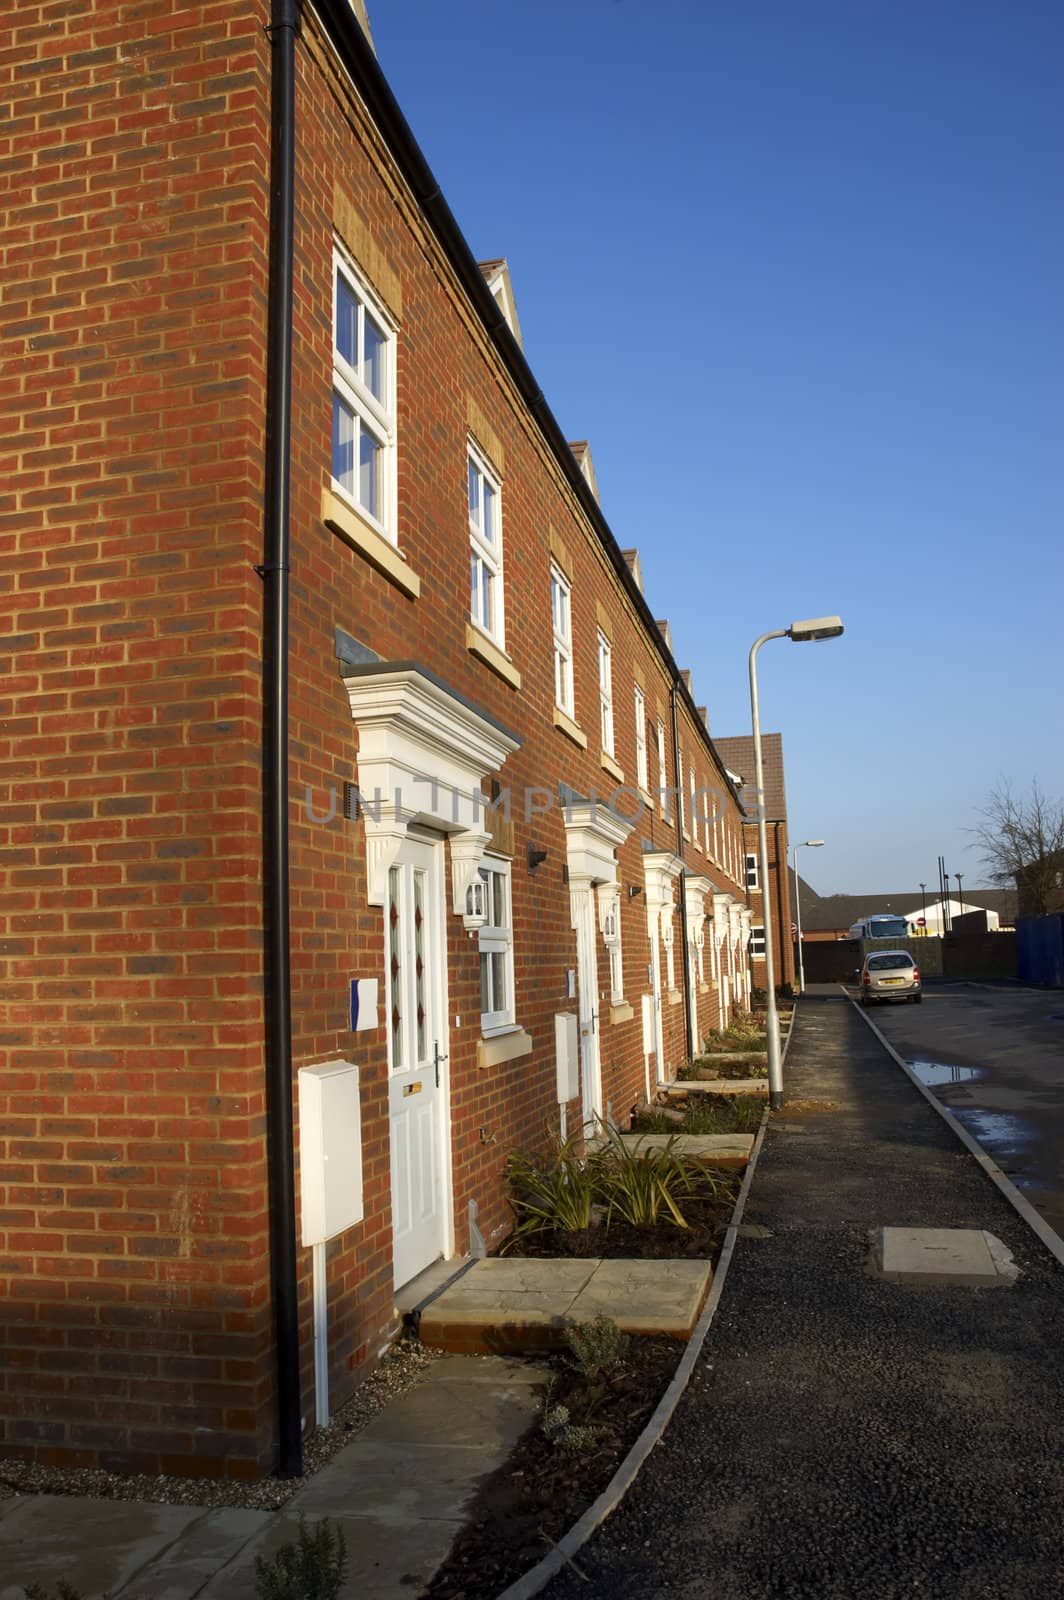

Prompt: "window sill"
[638,788,655,814]
[476,1026,533,1070]
[553,707,587,749]
[609,1001,633,1025]
[667,988,683,1006]
[599,750,624,784]
[466,623,521,690]
[322,487,421,599]
[698,981,710,994]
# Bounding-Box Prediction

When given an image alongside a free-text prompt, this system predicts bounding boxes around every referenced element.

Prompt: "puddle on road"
[908,1060,981,1087]
[954,1107,1033,1151]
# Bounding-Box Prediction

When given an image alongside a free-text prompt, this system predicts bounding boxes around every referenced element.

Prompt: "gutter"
[307,0,742,814]
[670,681,694,1058]
[260,0,302,1478]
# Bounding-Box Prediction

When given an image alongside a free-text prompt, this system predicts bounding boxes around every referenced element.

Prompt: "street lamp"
[955,873,964,917]
[790,839,825,995]
[749,616,844,1110]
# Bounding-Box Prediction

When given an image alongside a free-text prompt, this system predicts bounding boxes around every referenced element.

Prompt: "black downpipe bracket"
[670,683,694,1059]
[261,0,302,1479]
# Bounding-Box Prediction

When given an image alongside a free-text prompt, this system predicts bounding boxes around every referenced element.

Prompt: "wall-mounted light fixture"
[627,884,643,899]
[527,841,548,874]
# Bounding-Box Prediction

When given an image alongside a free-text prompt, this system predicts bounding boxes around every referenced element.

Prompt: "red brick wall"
[1,0,749,1476]
[1,0,275,1475]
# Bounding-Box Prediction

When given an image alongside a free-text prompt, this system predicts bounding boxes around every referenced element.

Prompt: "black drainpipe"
[669,683,693,1059]
[260,0,302,1479]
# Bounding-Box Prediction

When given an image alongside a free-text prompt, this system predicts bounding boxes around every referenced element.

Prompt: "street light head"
[788,615,844,642]
[803,839,825,847]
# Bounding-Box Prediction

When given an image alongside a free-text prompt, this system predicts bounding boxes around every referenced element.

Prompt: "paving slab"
[666,1078,768,1097]
[420,1256,713,1352]
[198,1354,549,1600]
[0,1496,209,1600]
[619,1131,754,1167]
[569,1258,712,1334]
[870,1226,1019,1286]
[197,1507,462,1600]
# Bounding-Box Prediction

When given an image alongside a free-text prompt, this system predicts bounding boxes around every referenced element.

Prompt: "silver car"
[859,950,922,1005]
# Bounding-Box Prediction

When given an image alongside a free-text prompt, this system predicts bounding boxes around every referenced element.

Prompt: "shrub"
[254,1515,348,1600]
[593,1124,696,1229]
[565,1313,630,1382]
[503,1130,597,1246]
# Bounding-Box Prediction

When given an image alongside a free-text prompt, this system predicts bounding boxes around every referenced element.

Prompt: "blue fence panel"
[1016,915,1064,987]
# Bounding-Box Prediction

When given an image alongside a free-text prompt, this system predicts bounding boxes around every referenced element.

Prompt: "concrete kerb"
[843,985,1064,1273]
[492,1106,774,1600]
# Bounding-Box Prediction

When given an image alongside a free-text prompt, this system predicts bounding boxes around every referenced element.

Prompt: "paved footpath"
[544,989,1064,1600]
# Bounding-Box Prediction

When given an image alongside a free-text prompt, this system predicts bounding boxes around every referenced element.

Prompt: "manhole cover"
[867,1228,1018,1287]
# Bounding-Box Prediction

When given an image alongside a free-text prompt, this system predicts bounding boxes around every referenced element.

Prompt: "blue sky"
[370,0,1063,896]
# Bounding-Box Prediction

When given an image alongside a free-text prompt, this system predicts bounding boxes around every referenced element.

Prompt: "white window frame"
[703,786,712,856]
[478,857,515,1036]
[597,631,614,756]
[331,247,397,542]
[745,853,759,891]
[634,686,649,793]
[688,763,697,846]
[551,564,574,715]
[750,924,766,957]
[468,440,505,647]
[657,719,669,822]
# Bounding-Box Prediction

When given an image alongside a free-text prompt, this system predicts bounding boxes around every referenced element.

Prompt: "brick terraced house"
[712,733,795,994]
[1,0,755,1477]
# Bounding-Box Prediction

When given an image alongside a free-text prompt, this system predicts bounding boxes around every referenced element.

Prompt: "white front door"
[386,836,450,1288]
[572,886,603,1129]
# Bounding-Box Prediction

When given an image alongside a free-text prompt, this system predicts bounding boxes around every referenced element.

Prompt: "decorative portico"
[563,801,634,1126]
[683,873,714,1055]
[343,664,520,919]
[643,849,683,1079]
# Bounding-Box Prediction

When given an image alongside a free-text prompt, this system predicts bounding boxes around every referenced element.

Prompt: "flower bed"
[424,1326,684,1600]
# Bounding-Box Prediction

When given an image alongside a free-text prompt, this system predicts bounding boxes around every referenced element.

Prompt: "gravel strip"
[542,991,1064,1600]
[0,1335,438,1509]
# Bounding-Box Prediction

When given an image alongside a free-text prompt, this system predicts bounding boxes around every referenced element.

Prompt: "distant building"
[792,878,1016,940]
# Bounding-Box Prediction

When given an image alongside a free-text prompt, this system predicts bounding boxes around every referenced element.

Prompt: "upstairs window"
[332,250,396,539]
[597,631,614,756]
[657,719,669,821]
[468,443,504,645]
[551,564,574,715]
[751,925,766,957]
[634,686,649,792]
[745,853,759,890]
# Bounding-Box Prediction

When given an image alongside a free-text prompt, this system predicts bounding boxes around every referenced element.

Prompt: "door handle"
[433,1041,448,1088]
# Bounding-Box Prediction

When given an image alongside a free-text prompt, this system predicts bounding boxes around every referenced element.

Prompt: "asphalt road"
[851,982,1064,1238]
[542,992,1064,1600]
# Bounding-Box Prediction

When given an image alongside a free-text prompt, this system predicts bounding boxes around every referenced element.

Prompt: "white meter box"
[554,1012,579,1104]
[299,1060,363,1246]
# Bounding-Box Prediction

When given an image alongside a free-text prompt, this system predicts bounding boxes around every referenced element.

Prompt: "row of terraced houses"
[1,0,793,1478]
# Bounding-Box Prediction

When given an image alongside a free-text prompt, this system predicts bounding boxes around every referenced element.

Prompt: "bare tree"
[970,779,1064,917]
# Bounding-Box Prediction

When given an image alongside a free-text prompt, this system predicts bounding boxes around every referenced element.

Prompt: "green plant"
[254,1515,348,1600]
[564,1313,630,1382]
[502,1130,597,1246]
[593,1124,698,1229]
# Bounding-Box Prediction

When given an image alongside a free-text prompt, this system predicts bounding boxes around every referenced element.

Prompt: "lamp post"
[919,881,927,936]
[955,873,964,917]
[749,616,844,1110]
[790,839,824,995]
